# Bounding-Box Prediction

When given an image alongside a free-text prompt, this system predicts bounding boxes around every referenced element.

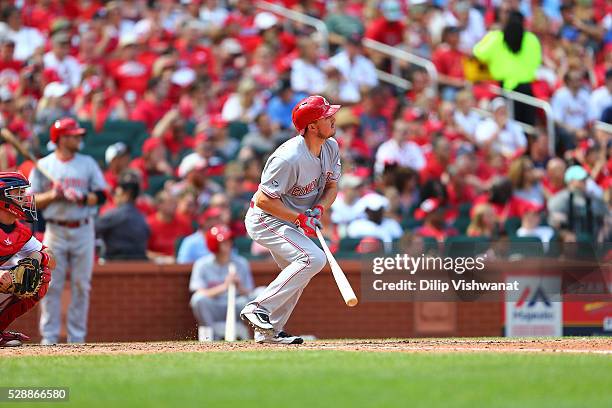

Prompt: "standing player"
[0,172,55,347]
[240,95,341,344]
[30,118,107,344]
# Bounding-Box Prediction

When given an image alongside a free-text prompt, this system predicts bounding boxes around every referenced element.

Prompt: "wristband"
[314,205,325,215]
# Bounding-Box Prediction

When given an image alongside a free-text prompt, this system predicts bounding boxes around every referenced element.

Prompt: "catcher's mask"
[0,172,37,222]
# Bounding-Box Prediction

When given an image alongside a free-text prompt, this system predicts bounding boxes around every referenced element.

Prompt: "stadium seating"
[508,235,544,258]
[444,235,490,258]
[37,120,149,166]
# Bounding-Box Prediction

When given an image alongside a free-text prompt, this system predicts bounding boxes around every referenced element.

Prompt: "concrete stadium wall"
[9,261,502,342]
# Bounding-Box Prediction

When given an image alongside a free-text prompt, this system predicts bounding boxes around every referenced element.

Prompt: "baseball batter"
[0,172,55,347]
[30,118,107,344]
[240,95,341,344]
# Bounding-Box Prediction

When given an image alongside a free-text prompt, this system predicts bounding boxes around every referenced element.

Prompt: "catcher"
[0,172,54,347]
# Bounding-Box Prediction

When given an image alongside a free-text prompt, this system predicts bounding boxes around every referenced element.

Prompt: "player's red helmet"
[291,95,341,135]
[0,172,37,222]
[50,117,85,144]
[205,224,233,254]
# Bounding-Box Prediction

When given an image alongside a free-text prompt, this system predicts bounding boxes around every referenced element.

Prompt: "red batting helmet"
[50,117,85,144]
[291,95,341,135]
[205,224,233,254]
[0,172,37,222]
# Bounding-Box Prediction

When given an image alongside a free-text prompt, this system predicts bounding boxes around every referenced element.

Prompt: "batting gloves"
[305,205,325,220]
[295,212,322,237]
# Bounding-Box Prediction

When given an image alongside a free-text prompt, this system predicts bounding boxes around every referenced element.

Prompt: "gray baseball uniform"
[189,253,255,339]
[30,152,107,343]
[244,135,341,332]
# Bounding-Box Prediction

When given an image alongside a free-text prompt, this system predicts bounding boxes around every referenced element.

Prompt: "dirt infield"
[1,338,611,357]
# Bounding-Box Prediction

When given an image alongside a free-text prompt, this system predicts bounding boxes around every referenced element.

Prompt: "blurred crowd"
[0,0,610,262]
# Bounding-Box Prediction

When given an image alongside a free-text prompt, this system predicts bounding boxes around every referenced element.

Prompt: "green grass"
[0,350,610,408]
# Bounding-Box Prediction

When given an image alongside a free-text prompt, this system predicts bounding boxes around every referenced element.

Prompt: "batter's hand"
[51,182,65,200]
[63,187,84,204]
[305,205,324,220]
[295,212,322,237]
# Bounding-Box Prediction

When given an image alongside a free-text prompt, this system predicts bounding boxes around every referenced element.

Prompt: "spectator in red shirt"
[248,44,280,90]
[129,137,173,191]
[152,108,194,162]
[365,0,405,47]
[129,77,171,131]
[77,30,105,66]
[175,19,213,77]
[147,190,193,262]
[432,26,466,101]
[581,143,609,187]
[473,177,525,226]
[0,38,22,84]
[76,75,127,131]
[414,198,458,242]
[445,153,481,206]
[405,67,430,103]
[8,96,36,144]
[107,34,151,97]
[224,1,258,53]
[421,137,452,183]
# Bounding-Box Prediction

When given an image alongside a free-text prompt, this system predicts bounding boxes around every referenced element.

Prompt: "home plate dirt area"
[2,337,611,357]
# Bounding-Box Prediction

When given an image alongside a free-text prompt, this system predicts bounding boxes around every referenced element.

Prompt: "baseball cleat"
[0,331,30,347]
[240,307,275,333]
[256,331,304,345]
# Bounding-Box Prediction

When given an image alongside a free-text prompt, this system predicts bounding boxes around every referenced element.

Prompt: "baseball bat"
[315,228,358,307]
[0,128,56,182]
[224,263,237,341]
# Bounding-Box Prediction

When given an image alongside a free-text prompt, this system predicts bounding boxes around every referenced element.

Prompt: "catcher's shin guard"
[0,268,50,331]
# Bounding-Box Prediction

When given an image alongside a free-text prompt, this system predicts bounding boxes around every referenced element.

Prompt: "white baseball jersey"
[189,253,254,300]
[29,152,107,221]
[255,135,341,214]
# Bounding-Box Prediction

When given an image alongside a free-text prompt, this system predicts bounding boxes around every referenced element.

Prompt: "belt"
[47,218,89,228]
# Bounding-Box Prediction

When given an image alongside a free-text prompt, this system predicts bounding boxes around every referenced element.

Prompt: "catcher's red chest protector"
[0,222,33,266]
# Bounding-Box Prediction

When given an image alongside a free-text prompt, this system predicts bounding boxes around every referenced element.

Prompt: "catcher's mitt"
[2,258,43,298]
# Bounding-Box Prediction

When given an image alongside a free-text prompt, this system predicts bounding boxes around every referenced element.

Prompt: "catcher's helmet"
[205,224,233,254]
[50,117,85,144]
[291,95,341,135]
[0,172,37,222]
